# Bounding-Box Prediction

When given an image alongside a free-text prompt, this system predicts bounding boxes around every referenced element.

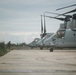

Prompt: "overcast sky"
[0,0,76,44]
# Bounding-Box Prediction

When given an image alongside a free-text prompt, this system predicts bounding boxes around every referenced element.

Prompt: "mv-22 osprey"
[36,15,53,49]
[43,4,76,52]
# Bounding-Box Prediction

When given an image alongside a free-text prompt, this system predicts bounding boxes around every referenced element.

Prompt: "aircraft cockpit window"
[57,30,65,38]
[73,14,76,20]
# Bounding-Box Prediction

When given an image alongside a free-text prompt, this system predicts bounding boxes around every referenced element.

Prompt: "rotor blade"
[45,11,61,15]
[41,15,43,34]
[44,15,65,21]
[44,14,46,34]
[63,8,76,14]
[45,11,72,17]
[45,11,66,17]
[56,4,76,11]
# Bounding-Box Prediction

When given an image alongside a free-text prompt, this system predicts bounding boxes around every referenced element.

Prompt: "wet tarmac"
[0,49,76,75]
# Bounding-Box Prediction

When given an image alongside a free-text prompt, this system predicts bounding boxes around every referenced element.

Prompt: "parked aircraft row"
[28,4,76,52]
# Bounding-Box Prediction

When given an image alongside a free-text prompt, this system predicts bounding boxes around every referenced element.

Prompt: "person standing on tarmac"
[7,41,11,50]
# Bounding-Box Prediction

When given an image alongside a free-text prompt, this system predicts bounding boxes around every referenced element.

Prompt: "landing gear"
[49,48,53,52]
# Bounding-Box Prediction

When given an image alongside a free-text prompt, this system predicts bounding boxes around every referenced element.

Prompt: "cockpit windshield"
[56,30,65,38]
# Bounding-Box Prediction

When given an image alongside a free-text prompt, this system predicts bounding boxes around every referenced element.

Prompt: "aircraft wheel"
[50,48,53,52]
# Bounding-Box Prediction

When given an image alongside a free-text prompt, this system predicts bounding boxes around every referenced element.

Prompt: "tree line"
[0,41,27,56]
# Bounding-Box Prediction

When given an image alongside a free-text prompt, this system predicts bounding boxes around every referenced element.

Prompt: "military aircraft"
[43,4,76,52]
[36,14,54,49]
[28,38,40,49]
[29,4,76,51]
[37,33,54,49]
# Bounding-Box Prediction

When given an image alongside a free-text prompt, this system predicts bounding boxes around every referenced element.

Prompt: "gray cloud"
[0,0,76,43]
